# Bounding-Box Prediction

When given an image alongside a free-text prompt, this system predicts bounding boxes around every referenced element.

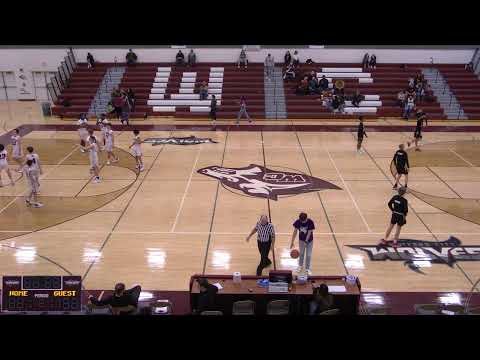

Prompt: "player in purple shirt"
[290,212,315,275]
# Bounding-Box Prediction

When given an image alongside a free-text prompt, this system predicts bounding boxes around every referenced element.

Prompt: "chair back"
[232,300,255,315]
[319,308,340,315]
[200,311,224,315]
[150,300,173,315]
[267,300,289,315]
[414,304,442,315]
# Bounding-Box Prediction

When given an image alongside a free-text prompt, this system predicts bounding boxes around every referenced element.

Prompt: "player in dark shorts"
[379,186,408,248]
[356,116,367,154]
[392,143,410,189]
[210,95,217,128]
[408,110,428,151]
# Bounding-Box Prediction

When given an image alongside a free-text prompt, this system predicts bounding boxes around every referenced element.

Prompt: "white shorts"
[78,129,88,140]
[131,148,142,157]
[28,179,39,193]
[89,153,99,167]
[0,162,9,170]
[105,142,113,152]
[12,147,22,159]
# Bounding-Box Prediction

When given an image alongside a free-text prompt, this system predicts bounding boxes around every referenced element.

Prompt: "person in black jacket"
[194,278,218,314]
[126,49,138,66]
[284,50,292,66]
[392,144,409,189]
[176,50,185,66]
[356,116,367,153]
[88,283,141,315]
[210,94,217,127]
[379,187,408,248]
[87,53,95,69]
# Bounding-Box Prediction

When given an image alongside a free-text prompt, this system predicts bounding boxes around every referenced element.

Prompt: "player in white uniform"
[129,129,144,172]
[104,123,119,165]
[82,134,101,183]
[97,113,109,151]
[78,114,89,153]
[24,159,43,208]
[11,128,23,172]
[25,146,42,190]
[0,144,14,187]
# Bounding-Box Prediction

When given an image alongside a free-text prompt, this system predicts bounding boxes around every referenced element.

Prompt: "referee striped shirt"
[255,222,275,243]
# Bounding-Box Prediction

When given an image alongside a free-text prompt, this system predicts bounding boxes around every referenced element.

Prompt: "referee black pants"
[257,240,272,276]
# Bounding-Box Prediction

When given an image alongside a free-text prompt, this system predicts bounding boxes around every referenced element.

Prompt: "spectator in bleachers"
[319,75,329,92]
[308,76,319,94]
[187,49,197,67]
[308,70,317,81]
[284,51,292,66]
[265,53,275,81]
[465,61,474,72]
[199,81,209,100]
[408,77,415,88]
[238,49,248,69]
[351,90,364,107]
[403,95,415,120]
[369,54,377,69]
[397,90,406,108]
[112,93,124,121]
[88,283,141,315]
[414,73,422,86]
[362,53,370,70]
[424,84,434,102]
[333,81,344,96]
[295,76,309,95]
[292,50,300,68]
[126,49,138,66]
[406,86,416,99]
[176,50,185,66]
[106,101,115,117]
[127,88,136,112]
[283,63,296,81]
[322,93,334,111]
[415,82,424,103]
[87,53,95,69]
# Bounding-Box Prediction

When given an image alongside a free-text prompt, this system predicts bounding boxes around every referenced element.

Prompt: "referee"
[246,215,275,276]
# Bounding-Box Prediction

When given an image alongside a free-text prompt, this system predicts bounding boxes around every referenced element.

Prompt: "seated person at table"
[176,50,185,66]
[193,278,219,314]
[126,49,138,65]
[309,283,334,315]
[88,283,141,315]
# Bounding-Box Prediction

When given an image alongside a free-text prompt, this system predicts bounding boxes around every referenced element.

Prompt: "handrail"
[464,277,480,313]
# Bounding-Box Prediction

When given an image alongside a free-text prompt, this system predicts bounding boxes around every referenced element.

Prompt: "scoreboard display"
[2,276,82,313]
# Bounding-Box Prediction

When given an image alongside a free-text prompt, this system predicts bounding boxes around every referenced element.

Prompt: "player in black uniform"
[392,143,409,189]
[379,186,408,248]
[408,109,428,151]
[356,116,367,154]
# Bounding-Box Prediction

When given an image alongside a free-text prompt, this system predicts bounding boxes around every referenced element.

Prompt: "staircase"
[88,66,126,117]
[422,68,468,120]
[264,66,287,119]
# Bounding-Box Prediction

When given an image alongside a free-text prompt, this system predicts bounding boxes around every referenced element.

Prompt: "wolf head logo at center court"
[143,136,218,146]
[197,164,341,200]
[349,237,480,274]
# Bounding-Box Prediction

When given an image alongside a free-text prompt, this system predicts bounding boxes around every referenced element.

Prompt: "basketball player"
[104,123,119,165]
[392,143,409,189]
[236,97,252,125]
[379,186,408,249]
[97,113,109,150]
[11,128,23,172]
[82,134,101,183]
[0,144,14,187]
[129,129,144,172]
[78,114,89,153]
[210,95,217,127]
[408,110,428,151]
[24,159,43,208]
[356,116,367,154]
[25,146,42,191]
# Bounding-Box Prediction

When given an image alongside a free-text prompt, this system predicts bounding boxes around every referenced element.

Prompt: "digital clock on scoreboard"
[1,276,82,313]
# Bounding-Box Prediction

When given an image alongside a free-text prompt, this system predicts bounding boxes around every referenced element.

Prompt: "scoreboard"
[1,276,82,313]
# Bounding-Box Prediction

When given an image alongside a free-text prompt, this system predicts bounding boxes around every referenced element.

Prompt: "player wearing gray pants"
[236,97,252,125]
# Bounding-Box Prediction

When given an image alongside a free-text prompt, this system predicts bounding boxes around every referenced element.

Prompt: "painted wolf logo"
[143,136,218,146]
[197,164,341,200]
[348,237,480,274]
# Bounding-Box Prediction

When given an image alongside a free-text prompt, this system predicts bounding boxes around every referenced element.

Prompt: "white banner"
[15,66,35,100]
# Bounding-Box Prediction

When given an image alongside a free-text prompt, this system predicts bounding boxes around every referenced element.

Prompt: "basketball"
[290,249,300,259]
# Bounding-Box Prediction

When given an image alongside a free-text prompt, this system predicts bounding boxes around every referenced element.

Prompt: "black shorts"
[396,165,408,175]
[414,129,422,139]
[391,213,406,226]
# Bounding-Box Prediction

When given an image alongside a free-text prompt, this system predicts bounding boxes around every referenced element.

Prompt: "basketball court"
[1,102,480,297]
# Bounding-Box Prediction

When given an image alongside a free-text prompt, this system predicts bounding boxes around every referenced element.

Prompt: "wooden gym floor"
[1,101,480,294]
